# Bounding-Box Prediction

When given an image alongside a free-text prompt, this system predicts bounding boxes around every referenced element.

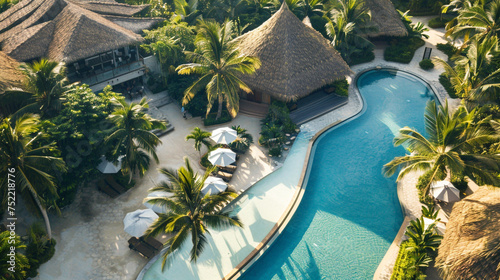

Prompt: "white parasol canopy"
[97,155,124,174]
[210,127,237,144]
[123,209,158,237]
[430,180,461,202]
[208,148,236,167]
[143,191,173,214]
[202,176,227,195]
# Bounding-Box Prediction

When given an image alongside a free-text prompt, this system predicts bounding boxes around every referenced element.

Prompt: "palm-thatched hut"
[0,51,23,93]
[0,0,161,63]
[234,3,351,103]
[436,187,500,280]
[364,0,408,37]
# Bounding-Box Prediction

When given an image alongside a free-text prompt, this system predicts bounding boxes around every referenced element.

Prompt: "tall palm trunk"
[216,95,223,120]
[29,189,52,239]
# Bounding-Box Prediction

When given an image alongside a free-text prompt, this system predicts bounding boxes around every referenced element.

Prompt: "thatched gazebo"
[234,3,351,103]
[365,0,408,37]
[0,51,23,93]
[436,187,500,280]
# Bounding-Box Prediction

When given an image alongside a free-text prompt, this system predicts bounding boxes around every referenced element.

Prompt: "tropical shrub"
[25,224,57,278]
[436,43,458,60]
[419,59,434,70]
[428,17,448,28]
[269,146,282,157]
[349,48,375,65]
[415,169,440,205]
[384,37,425,63]
[229,125,254,154]
[203,110,232,126]
[391,240,422,280]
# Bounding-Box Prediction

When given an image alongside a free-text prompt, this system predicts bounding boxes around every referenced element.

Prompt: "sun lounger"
[217,171,233,182]
[128,237,156,259]
[97,179,120,198]
[105,175,127,194]
[141,236,163,251]
[219,164,237,174]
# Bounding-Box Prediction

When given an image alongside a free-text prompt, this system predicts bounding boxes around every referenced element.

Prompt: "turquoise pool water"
[240,69,435,280]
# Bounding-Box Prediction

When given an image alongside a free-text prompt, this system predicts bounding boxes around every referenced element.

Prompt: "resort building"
[0,0,162,92]
[235,3,351,105]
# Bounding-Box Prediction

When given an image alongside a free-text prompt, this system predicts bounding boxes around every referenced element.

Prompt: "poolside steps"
[239,99,269,118]
[290,91,348,125]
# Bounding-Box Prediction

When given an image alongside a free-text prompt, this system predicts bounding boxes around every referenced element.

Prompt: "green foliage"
[0,0,17,13]
[40,85,120,207]
[229,125,254,154]
[269,146,282,157]
[438,73,459,98]
[436,43,458,60]
[0,231,29,280]
[391,240,422,280]
[203,110,233,126]
[416,167,444,205]
[331,79,349,96]
[421,204,439,219]
[25,224,56,278]
[309,14,329,38]
[384,37,425,63]
[239,11,272,33]
[186,127,212,153]
[419,59,434,70]
[349,48,375,65]
[259,101,297,155]
[428,16,448,28]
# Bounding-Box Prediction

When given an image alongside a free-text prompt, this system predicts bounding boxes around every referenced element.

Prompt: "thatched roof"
[234,3,351,101]
[365,0,407,37]
[75,1,149,17]
[0,0,153,63]
[436,187,500,280]
[102,15,163,33]
[0,51,23,93]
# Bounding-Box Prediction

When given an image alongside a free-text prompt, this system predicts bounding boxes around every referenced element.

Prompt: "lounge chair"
[128,237,156,259]
[219,164,237,174]
[141,236,163,251]
[217,171,233,182]
[105,175,127,194]
[97,179,120,198]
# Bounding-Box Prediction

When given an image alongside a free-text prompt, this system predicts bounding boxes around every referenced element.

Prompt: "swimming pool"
[239,69,435,279]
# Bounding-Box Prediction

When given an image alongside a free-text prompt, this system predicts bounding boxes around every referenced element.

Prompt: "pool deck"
[30,16,457,280]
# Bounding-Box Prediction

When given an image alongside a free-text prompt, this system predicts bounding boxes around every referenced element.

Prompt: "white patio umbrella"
[430,180,461,202]
[123,209,158,237]
[208,148,236,166]
[423,217,447,235]
[143,191,173,214]
[202,176,227,195]
[96,155,124,174]
[210,127,237,145]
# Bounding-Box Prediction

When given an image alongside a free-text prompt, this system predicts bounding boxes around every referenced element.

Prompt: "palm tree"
[142,36,182,85]
[433,37,500,103]
[105,97,166,179]
[0,231,30,279]
[176,20,261,120]
[185,127,212,155]
[144,157,242,270]
[325,0,375,63]
[445,0,500,44]
[383,100,500,196]
[0,59,70,119]
[0,114,67,239]
[405,217,443,275]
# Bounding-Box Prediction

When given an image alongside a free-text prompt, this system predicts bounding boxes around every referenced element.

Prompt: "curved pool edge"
[222,70,369,280]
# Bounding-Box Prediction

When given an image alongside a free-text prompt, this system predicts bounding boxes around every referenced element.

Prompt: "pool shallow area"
[239,69,435,280]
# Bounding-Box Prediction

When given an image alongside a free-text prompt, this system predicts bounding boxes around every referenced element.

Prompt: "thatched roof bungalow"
[0,0,161,63]
[234,3,351,103]
[365,0,408,37]
[436,188,500,280]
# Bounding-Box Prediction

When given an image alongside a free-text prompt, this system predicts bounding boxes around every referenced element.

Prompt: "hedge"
[436,43,458,60]
[349,49,375,66]
[428,17,449,28]
[384,37,425,64]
